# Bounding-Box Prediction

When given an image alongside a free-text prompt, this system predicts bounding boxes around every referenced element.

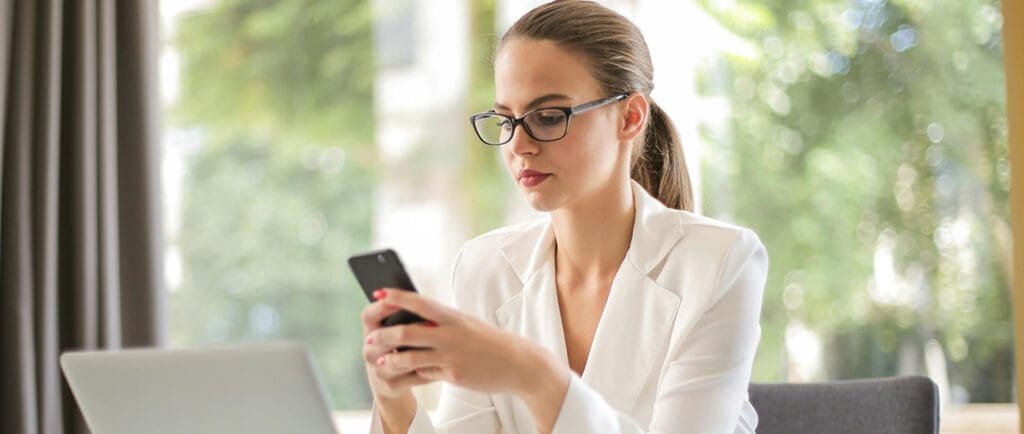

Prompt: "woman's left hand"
[367,288,568,398]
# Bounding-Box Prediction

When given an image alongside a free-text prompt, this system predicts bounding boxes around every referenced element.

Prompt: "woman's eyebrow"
[493,93,572,112]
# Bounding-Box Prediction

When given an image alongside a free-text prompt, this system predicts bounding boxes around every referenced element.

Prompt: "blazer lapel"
[580,257,680,412]
[494,181,686,415]
[494,219,569,363]
[582,182,687,412]
[494,223,566,433]
[493,251,569,366]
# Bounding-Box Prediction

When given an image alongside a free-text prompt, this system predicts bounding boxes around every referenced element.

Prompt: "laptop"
[60,341,339,434]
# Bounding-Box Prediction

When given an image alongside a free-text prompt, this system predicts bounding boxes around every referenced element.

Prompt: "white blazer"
[370,181,768,434]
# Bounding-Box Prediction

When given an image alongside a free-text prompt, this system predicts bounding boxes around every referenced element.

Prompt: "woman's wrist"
[375,390,418,434]
[514,344,571,433]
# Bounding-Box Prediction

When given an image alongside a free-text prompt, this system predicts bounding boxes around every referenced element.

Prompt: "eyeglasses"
[469,94,628,146]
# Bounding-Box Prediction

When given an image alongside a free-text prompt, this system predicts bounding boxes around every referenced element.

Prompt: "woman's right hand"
[361,291,436,400]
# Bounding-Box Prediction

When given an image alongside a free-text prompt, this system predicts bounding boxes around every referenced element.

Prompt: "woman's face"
[493,39,630,213]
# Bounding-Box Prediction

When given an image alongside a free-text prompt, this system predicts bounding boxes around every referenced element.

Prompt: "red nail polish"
[365,334,373,344]
[373,290,387,300]
[376,357,386,366]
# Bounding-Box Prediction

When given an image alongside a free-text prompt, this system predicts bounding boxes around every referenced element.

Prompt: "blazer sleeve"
[551,229,768,434]
[368,247,504,434]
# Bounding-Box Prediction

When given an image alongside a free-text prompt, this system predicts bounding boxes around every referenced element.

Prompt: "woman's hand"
[364,288,535,394]
[361,291,436,400]
[361,288,571,433]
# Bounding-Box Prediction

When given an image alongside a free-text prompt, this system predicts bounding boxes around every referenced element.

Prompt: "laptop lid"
[61,341,339,434]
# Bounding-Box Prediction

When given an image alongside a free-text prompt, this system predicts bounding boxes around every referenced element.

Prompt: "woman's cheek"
[501,148,516,171]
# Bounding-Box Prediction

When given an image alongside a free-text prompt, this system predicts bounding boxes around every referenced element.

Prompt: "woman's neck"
[550,179,635,288]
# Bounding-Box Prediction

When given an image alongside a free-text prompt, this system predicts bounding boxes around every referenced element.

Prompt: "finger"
[360,301,403,334]
[375,288,455,325]
[369,358,416,382]
[381,348,444,373]
[382,371,436,392]
[372,360,415,381]
[414,367,445,381]
[370,323,440,349]
[362,341,397,365]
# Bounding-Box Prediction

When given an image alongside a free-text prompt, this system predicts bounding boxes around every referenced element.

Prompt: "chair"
[748,376,940,434]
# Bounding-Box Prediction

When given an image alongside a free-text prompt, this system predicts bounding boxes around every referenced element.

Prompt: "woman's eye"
[535,112,565,126]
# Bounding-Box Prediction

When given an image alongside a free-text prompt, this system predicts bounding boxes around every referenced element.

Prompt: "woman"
[361,1,767,433]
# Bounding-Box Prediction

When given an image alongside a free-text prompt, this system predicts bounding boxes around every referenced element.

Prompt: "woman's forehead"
[494,39,601,110]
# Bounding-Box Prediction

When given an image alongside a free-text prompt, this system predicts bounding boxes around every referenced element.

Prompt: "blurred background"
[157,0,1013,429]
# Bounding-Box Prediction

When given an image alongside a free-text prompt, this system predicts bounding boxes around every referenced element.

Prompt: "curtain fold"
[1,0,165,433]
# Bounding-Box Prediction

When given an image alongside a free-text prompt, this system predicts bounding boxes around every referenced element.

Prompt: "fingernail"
[365,334,374,344]
[373,290,387,300]
[376,357,386,366]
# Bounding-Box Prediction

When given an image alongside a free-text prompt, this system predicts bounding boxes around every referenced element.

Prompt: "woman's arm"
[511,339,572,433]
[375,392,417,434]
[370,291,573,433]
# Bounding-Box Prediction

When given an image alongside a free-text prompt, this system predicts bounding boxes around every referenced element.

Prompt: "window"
[160,0,380,409]
[159,0,1013,423]
[694,0,1012,405]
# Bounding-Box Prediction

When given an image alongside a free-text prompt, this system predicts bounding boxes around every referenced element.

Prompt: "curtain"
[0,0,165,433]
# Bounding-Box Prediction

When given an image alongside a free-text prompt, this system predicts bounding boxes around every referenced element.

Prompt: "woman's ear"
[618,93,648,143]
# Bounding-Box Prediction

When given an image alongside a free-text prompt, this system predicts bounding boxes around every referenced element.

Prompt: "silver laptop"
[61,341,339,434]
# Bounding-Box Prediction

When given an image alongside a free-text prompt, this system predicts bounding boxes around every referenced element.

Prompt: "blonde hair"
[498,0,694,211]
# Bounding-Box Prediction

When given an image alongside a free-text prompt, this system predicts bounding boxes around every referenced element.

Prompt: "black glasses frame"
[469,94,628,146]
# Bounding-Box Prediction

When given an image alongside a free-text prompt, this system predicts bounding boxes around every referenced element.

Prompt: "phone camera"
[377,253,387,264]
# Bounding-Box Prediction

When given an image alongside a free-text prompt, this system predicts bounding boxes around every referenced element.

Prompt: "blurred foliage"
[170,0,378,409]
[170,0,505,410]
[696,0,1012,401]
[462,0,507,236]
[168,0,1013,411]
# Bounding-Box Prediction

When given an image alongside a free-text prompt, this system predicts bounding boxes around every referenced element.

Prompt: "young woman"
[361,1,768,433]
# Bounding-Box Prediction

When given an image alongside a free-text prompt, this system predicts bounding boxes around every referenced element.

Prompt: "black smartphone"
[347,249,427,327]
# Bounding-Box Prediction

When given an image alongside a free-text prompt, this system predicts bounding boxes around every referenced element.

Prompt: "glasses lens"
[524,109,568,141]
[473,114,512,145]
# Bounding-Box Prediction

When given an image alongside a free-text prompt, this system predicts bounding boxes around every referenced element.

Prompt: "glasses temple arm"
[569,94,628,115]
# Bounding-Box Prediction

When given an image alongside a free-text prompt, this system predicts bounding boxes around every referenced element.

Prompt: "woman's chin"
[523,191,563,212]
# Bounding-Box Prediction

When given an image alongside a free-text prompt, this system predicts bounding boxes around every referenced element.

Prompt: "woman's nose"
[506,125,539,156]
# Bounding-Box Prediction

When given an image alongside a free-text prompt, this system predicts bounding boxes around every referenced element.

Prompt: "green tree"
[170,0,378,408]
[462,0,507,236]
[697,0,1012,401]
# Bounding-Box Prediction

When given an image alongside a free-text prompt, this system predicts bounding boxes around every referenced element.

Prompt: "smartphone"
[347,249,427,327]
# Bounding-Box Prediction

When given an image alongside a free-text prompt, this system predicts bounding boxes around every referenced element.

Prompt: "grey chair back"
[748,376,939,434]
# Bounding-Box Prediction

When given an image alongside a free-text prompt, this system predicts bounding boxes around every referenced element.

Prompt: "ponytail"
[631,100,694,211]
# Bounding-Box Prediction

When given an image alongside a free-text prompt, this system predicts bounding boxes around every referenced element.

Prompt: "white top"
[371,180,768,433]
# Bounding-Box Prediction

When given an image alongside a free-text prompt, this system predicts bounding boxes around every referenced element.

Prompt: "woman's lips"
[517,169,551,188]
[519,173,551,187]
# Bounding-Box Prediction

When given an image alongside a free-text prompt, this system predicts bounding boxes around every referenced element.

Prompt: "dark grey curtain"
[0,0,166,433]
